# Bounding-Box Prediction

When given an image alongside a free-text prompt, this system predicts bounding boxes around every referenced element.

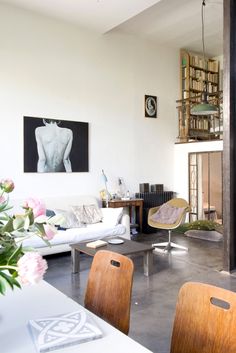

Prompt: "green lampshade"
[191,102,218,116]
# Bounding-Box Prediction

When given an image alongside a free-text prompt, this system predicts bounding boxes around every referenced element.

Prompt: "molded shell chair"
[148,198,190,252]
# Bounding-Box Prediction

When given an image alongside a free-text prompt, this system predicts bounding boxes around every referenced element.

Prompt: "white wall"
[0,3,179,200]
[174,140,223,200]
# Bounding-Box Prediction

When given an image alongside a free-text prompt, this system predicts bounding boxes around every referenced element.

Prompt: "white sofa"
[13,195,130,256]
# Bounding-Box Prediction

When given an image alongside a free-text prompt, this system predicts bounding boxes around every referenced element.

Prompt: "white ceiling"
[1,0,223,56]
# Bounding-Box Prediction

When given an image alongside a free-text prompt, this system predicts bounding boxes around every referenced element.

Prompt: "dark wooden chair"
[170,281,236,353]
[84,250,134,335]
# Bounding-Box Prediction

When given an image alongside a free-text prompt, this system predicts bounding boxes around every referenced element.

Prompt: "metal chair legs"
[152,230,188,252]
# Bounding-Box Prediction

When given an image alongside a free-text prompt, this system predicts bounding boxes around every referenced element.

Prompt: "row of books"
[189,117,209,130]
[189,55,218,72]
[189,79,219,93]
[189,68,218,83]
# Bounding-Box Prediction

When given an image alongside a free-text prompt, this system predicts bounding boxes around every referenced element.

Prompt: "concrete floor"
[44,231,236,353]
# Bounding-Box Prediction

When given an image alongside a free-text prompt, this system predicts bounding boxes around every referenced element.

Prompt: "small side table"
[106,198,144,233]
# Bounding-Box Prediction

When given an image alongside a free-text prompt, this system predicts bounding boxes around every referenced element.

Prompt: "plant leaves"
[34,223,45,235]
[0,271,21,295]
[1,218,14,234]
[7,244,23,265]
[13,216,25,231]
[0,275,6,295]
[24,215,30,230]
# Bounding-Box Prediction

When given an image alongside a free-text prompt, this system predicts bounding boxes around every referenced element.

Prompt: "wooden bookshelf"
[177,49,222,142]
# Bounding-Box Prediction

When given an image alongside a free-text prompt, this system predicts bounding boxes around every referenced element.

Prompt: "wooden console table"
[107,198,144,232]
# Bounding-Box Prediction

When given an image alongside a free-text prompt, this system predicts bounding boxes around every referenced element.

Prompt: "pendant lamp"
[191,0,218,116]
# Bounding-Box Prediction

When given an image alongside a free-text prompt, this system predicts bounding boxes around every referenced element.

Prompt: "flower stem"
[0,265,18,271]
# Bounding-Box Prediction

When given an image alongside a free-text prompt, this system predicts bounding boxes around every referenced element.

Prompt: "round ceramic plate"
[108,238,124,245]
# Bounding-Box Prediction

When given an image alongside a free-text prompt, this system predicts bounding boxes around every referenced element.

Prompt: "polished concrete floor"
[44,231,236,353]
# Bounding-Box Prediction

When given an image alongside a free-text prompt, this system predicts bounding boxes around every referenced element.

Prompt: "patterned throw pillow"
[54,209,86,228]
[84,204,103,224]
[71,204,102,224]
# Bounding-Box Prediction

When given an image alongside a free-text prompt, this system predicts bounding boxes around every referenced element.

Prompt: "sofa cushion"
[71,204,102,224]
[151,203,185,224]
[54,209,85,228]
[101,207,123,226]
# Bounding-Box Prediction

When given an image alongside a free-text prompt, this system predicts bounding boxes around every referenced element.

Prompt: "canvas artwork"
[145,95,157,118]
[24,116,89,173]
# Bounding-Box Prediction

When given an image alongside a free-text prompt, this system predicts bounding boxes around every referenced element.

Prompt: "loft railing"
[176,91,223,143]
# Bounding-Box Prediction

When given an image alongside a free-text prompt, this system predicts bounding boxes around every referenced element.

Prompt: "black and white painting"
[24,116,89,173]
[144,95,157,118]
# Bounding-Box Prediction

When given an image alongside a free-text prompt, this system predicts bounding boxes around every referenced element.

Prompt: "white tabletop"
[0,280,153,353]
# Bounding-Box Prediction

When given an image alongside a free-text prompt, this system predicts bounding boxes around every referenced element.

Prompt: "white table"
[0,280,153,353]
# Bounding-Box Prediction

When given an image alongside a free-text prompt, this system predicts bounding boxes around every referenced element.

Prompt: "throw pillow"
[46,209,67,230]
[84,204,103,224]
[101,207,123,226]
[54,209,85,228]
[70,205,85,223]
[151,203,186,224]
[46,209,56,217]
[71,204,102,224]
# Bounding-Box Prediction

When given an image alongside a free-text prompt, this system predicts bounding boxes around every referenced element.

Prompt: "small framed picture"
[145,95,157,118]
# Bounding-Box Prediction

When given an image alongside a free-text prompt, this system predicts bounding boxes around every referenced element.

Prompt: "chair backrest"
[148,198,190,230]
[166,198,190,209]
[84,250,134,335]
[171,282,236,353]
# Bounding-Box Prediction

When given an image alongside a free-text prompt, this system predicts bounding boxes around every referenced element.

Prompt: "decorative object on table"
[24,116,89,173]
[118,177,126,198]
[144,95,157,118]
[101,169,110,207]
[121,190,130,201]
[108,238,124,245]
[0,178,63,295]
[28,310,103,352]
[190,1,218,116]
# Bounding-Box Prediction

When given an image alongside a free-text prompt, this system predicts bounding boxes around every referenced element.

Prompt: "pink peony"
[24,197,46,218]
[17,252,48,284]
[0,195,5,204]
[43,224,57,240]
[0,179,14,193]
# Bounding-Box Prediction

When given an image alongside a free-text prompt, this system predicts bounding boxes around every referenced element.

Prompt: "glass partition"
[189,151,222,224]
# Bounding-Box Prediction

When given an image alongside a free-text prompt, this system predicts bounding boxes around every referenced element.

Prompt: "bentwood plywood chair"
[84,250,134,335]
[148,198,190,252]
[170,282,236,353]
